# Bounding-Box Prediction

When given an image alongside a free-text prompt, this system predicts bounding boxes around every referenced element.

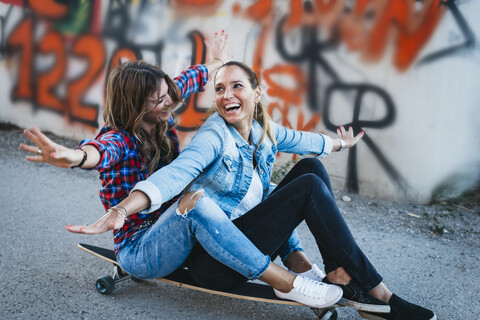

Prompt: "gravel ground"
[1,125,479,319]
[335,191,480,249]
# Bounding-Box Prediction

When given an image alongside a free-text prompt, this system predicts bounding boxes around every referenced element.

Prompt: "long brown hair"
[103,60,180,173]
[212,61,276,151]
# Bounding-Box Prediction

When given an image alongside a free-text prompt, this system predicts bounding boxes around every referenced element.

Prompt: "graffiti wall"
[1,0,479,203]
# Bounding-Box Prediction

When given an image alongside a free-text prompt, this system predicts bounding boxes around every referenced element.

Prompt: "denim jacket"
[133,112,333,218]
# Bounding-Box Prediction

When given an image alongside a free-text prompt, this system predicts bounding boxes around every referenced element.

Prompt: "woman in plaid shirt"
[21,59,213,254]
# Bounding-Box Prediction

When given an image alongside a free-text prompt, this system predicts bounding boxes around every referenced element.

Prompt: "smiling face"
[143,79,175,126]
[214,65,262,139]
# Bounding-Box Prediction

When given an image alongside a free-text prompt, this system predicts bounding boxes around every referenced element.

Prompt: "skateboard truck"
[95,264,142,294]
[312,307,338,320]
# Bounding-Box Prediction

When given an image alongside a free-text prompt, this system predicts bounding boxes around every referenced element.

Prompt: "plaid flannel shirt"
[78,64,208,253]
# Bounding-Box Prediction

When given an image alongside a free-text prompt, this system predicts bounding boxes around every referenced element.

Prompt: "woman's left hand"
[337,126,364,149]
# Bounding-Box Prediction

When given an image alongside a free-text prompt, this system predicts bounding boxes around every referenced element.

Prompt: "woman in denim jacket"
[70,61,436,320]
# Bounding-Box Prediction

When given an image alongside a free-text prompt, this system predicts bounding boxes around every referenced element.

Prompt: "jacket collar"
[211,112,263,148]
[227,118,263,149]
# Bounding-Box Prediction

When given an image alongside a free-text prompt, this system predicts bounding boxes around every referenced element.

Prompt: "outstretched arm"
[20,126,100,169]
[273,121,364,156]
[68,119,224,234]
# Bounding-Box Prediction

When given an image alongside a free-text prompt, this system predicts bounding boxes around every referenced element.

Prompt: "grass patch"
[439,182,480,215]
[432,178,480,214]
[443,182,480,209]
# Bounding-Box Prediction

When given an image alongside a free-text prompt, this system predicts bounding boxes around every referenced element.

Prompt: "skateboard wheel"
[96,276,115,294]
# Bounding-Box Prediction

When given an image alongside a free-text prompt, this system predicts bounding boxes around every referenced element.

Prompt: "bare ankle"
[259,263,295,293]
[284,251,312,273]
[326,267,352,285]
[368,283,393,303]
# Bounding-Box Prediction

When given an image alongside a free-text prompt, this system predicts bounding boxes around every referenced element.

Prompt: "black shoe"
[358,294,437,320]
[322,278,390,313]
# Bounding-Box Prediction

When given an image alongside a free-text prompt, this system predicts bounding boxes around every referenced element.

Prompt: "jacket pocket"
[222,155,238,172]
[212,155,239,186]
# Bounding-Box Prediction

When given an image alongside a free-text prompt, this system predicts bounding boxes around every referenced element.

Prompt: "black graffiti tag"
[323,83,409,193]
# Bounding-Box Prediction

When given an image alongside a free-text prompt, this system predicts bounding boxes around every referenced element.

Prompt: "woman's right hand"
[20,126,83,168]
[66,209,125,234]
[205,30,230,65]
[66,191,150,234]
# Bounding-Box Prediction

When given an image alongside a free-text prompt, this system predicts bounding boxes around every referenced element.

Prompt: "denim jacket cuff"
[131,180,163,214]
[318,134,333,158]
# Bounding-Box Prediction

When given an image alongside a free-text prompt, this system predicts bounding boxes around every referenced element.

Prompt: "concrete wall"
[1,0,479,203]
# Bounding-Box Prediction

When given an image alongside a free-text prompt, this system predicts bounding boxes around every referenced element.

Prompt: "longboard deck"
[78,243,303,305]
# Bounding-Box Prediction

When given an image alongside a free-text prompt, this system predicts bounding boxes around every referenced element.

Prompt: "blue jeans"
[116,196,270,280]
[187,158,383,291]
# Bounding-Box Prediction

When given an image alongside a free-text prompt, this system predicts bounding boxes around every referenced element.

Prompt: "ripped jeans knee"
[176,189,204,217]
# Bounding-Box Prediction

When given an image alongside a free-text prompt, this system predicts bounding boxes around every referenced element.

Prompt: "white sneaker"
[274,275,343,308]
[289,263,326,282]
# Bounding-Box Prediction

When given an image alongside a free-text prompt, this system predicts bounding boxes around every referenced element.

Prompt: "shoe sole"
[358,310,437,320]
[337,298,391,313]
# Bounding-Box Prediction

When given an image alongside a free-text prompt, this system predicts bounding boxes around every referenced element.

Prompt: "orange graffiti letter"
[28,0,68,19]
[6,17,34,100]
[67,35,105,128]
[263,64,306,106]
[176,32,208,130]
[36,31,66,113]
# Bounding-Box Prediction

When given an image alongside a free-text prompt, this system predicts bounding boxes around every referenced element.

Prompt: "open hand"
[20,126,81,168]
[337,126,364,149]
[205,30,230,65]
[66,209,125,234]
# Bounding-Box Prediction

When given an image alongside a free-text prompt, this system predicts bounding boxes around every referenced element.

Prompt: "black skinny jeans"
[187,158,383,291]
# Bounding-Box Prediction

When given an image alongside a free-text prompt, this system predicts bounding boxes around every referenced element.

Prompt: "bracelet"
[109,205,128,220]
[338,139,345,151]
[71,148,87,168]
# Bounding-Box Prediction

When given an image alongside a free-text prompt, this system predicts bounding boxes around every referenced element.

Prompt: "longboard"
[78,243,341,319]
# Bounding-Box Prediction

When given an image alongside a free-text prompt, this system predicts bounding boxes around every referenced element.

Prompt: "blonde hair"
[212,61,276,151]
[103,60,180,174]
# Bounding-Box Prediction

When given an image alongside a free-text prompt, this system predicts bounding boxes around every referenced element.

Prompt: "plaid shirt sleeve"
[174,64,208,99]
[78,132,130,170]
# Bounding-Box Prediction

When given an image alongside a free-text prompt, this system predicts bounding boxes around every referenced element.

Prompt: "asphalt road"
[1,128,479,319]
